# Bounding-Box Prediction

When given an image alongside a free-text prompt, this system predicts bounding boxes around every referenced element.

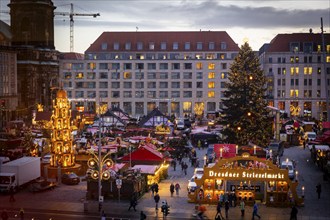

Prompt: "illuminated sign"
[209,170,285,179]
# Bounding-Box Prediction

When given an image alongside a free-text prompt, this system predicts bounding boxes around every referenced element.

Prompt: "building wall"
[259,33,330,120]
[59,31,239,118]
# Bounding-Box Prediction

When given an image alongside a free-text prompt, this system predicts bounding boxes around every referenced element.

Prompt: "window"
[195,54,203,59]
[75,72,84,79]
[101,43,107,50]
[171,72,180,79]
[160,63,168,70]
[208,72,215,79]
[183,91,192,98]
[304,67,312,75]
[111,82,120,89]
[147,72,156,79]
[173,42,179,50]
[111,72,120,79]
[111,63,120,70]
[282,79,286,86]
[113,42,119,50]
[135,72,144,80]
[209,42,215,50]
[183,72,192,79]
[221,72,228,79]
[87,72,95,79]
[64,72,72,79]
[197,42,203,50]
[111,91,120,98]
[123,82,132,89]
[137,42,143,50]
[87,91,96,98]
[184,63,192,70]
[196,82,203,88]
[135,102,144,115]
[125,42,131,50]
[221,63,227,69]
[75,91,84,98]
[99,63,108,70]
[317,79,321,86]
[123,91,132,98]
[208,91,215,98]
[278,79,281,86]
[196,63,203,70]
[148,82,156,89]
[196,72,203,79]
[290,90,299,97]
[185,42,190,50]
[159,91,168,98]
[99,91,108,98]
[124,72,132,79]
[148,63,156,70]
[136,63,144,70]
[218,53,225,59]
[171,91,180,98]
[196,91,203,98]
[172,63,180,70]
[207,102,216,111]
[87,62,96,70]
[147,91,156,98]
[183,82,192,88]
[290,42,300,53]
[135,82,144,89]
[161,42,166,50]
[172,82,180,88]
[303,42,313,53]
[208,82,215,88]
[208,63,215,70]
[220,82,225,88]
[159,82,168,88]
[159,72,168,79]
[183,102,192,112]
[220,42,227,50]
[99,82,108,88]
[124,63,132,70]
[135,91,144,98]
[149,42,155,50]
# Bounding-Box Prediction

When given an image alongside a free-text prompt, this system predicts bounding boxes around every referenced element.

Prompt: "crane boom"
[54,3,100,52]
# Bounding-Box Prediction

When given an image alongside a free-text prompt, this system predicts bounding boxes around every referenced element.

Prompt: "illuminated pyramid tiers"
[50,89,75,167]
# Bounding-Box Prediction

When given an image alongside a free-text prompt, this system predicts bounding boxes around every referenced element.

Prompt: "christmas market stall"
[188,153,304,207]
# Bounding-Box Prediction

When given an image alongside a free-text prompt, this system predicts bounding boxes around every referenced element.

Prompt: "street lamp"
[204,155,207,166]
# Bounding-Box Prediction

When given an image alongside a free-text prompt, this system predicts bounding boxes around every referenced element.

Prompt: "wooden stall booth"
[188,153,304,207]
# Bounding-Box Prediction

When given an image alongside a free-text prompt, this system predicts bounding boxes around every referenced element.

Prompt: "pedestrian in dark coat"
[316,183,321,199]
[154,193,160,210]
[290,204,298,220]
[128,194,137,211]
[170,183,175,197]
[154,183,159,193]
[224,200,230,219]
[215,201,224,219]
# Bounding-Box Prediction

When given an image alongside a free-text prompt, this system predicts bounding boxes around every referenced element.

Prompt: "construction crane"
[54,3,100,52]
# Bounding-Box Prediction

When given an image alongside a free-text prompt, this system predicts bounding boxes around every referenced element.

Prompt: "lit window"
[327,56,330,63]
[206,54,215,59]
[326,45,330,53]
[124,72,132,79]
[208,72,215,79]
[290,57,294,63]
[317,45,321,52]
[183,102,192,112]
[88,62,96,70]
[208,63,215,70]
[290,67,294,75]
[290,90,299,97]
[196,63,203,70]
[208,82,215,88]
[295,57,299,63]
[304,67,313,75]
[195,54,203,59]
[208,91,215,98]
[149,42,155,50]
[75,72,84,79]
[221,72,227,79]
[295,67,299,74]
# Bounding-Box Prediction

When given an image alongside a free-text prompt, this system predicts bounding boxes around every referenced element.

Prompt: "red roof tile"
[86,31,239,52]
[267,33,330,52]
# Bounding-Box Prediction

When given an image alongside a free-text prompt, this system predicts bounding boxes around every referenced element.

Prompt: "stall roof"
[132,165,158,174]
[120,145,164,162]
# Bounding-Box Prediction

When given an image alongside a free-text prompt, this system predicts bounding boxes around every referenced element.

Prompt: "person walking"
[316,183,321,199]
[290,204,298,220]
[215,201,224,220]
[239,199,245,217]
[175,183,181,196]
[128,194,137,211]
[224,200,230,219]
[154,183,159,194]
[170,183,175,197]
[252,201,261,220]
[101,210,106,220]
[9,186,15,202]
[154,193,160,210]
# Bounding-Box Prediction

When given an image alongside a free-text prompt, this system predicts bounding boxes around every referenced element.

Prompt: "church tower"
[9,0,55,48]
[8,0,59,117]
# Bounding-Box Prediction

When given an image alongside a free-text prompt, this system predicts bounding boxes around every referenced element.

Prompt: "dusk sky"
[0,0,329,53]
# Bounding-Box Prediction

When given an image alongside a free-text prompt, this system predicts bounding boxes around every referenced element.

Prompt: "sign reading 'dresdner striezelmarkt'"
[209,170,285,180]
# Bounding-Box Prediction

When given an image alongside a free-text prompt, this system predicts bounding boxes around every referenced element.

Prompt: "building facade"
[0,20,17,129]
[259,32,330,120]
[59,31,240,118]
[8,0,59,118]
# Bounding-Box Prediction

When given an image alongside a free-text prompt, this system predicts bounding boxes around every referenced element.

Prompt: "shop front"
[188,153,304,207]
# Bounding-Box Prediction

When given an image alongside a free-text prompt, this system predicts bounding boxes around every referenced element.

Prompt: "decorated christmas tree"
[220,42,272,147]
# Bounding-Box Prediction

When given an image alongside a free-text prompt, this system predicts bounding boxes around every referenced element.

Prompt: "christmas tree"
[220,42,272,147]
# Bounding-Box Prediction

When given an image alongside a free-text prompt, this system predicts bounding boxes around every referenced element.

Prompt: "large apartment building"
[60,31,240,118]
[259,32,330,120]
